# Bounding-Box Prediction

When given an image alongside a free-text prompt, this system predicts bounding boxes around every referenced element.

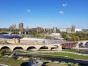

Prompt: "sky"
[0,0,88,29]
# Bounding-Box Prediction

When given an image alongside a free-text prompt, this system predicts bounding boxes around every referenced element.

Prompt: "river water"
[48,58,88,66]
[20,57,88,66]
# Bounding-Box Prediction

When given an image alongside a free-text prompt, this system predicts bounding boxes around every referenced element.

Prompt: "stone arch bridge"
[76,40,88,48]
[0,44,62,51]
[0,40,88,51]
[58,40,88,49]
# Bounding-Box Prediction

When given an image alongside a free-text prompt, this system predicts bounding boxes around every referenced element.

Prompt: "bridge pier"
[56,44,62,51]
[53,44,62,51]
[10,48,14,51]
[36,47,40,51]
[48,47,51,50]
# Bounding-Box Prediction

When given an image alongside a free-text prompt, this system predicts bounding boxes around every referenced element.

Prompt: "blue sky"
[0,0,88,29]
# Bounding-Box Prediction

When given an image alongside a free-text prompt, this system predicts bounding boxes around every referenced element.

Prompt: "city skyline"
[0,0,88,29]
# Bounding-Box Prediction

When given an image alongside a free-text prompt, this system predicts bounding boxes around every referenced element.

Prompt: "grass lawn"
[42,52,88,60]
[62,49,79,53]
[4,51,88,60]
[44,62,78,66]
[44,63,68,66]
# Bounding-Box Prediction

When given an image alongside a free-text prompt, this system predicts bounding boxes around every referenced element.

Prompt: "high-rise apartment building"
[19,22,23,31]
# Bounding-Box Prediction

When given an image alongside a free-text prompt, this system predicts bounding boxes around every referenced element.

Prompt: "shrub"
[0,50,6,56]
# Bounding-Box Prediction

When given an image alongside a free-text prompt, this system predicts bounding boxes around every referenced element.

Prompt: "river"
[20,57,88,66]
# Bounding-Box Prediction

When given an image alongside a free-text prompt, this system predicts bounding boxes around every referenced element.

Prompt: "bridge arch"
[85,42,88,47]
[39,46,49,50]
[0,46,11,51]
[51,45,58,50]
[27,46,36,51]
[78,42,83,48]
[13,47,24,51]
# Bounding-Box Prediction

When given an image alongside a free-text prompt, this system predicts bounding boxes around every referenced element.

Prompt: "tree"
[30,30,37,35]
[72,36,80,41]
[61,32,67,38]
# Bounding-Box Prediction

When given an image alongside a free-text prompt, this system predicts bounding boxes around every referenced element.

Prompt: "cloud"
[26,9,31,12]
[62,3,68,7]
[59,11,64,14]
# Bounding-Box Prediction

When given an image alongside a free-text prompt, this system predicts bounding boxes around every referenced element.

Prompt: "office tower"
[53,27,57,33]
[72,25,75,32]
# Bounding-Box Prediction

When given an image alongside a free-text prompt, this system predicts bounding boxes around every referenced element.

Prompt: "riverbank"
[3,50,88,60]
[0,57,79,66]
[1,50,88,66]
[43,62,79,66]
[0,57,24,66]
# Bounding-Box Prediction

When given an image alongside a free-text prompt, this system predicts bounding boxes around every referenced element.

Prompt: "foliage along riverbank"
[1,50,88,66]
[0,57,79,66]
[0,57,24,66]
[1,50,88,60]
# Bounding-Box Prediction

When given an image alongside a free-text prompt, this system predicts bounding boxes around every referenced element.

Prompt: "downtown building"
[53,27,57,33]
[60,25,76,33]
[9,24,16,30]
[19,22,23,31]
[71,25,75,32]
